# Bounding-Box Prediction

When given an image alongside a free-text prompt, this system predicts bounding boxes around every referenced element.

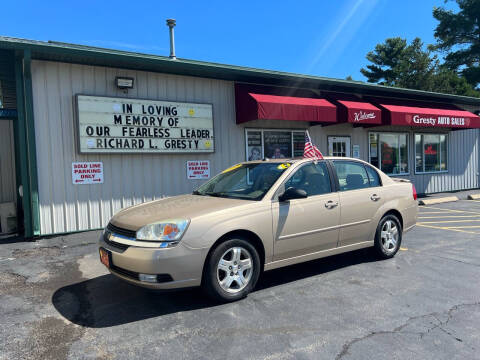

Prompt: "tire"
[373,214,402,259]
[203,238,261,302]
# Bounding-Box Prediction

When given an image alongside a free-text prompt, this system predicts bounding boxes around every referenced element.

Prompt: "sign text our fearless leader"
[76,95,214,153]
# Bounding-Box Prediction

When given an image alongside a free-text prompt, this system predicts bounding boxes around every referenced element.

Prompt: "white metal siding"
[403,128,479,194]
[0,120,16,203]
[31,60,244,235]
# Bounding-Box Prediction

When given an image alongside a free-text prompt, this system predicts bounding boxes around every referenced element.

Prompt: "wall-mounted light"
[115,77,134,89]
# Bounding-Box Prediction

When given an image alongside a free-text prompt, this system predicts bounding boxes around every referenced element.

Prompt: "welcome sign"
[76,95,214,153]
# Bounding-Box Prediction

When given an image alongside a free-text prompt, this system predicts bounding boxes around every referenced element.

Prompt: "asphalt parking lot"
[417,199,480,235]
[1,200,480,360]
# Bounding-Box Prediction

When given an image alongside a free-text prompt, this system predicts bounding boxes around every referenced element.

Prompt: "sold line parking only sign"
[72,162,104,184]
[187,160,210,180]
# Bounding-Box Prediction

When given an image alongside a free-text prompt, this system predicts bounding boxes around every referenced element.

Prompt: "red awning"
[337,100,382,125]
[236,93,337,124]
[381,104,480,129]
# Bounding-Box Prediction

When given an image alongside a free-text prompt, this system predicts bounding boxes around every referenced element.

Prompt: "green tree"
[433,0,480,88]
[360,37,437,89]
[345,75,362,83]
[432,67,480,96]
[360,37,409,86]
[361,37,479,97]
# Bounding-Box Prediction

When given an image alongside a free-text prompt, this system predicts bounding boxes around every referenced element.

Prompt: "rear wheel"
[373,214,402,259]
[203,238,261,302]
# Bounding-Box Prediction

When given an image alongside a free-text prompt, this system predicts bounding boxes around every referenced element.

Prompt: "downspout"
[22,49,40,236]
[13,49,40,237]
[14,51,32,237]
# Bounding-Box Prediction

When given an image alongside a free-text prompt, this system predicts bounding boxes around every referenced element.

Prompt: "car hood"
[110,194,252,231]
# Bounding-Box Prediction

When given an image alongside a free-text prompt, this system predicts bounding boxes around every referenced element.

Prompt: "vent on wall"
[0,50,16,109]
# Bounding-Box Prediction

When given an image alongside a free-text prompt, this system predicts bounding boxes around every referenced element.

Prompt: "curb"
[418,196,459,206]
[467,194,480,200]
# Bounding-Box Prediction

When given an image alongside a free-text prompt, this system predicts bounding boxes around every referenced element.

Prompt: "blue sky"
[3,0,457,81]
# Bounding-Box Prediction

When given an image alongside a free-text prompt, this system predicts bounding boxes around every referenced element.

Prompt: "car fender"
[182,202,274,262]
[368,183,412,241]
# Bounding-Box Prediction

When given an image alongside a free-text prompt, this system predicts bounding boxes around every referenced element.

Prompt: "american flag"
[303,130,324,159]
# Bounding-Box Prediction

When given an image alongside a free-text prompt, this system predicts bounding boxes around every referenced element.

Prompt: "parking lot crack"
[426,254,480,268]
[335,302,479,360]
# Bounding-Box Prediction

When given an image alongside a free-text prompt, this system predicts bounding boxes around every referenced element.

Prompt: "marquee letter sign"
[76,95,214,153]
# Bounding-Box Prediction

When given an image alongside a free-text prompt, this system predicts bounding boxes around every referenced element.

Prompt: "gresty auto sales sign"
[382,104,480,129]
[406,114,468,127]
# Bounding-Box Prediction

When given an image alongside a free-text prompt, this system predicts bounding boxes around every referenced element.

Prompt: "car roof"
[242,156,366,164]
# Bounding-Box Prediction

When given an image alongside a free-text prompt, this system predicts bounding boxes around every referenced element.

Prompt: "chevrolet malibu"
[99,157,418,302]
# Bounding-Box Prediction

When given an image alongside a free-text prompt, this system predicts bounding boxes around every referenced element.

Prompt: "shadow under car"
[52,248,378,328]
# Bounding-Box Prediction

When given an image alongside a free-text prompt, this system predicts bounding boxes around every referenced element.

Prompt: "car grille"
[106,223,136,239]
[103,236,130,251]
[103,223,137,252]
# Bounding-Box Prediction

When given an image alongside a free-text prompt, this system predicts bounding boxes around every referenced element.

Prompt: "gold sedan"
[99,158,418,302]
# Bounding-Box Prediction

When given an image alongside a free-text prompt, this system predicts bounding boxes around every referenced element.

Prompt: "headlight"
[136,219,189,242]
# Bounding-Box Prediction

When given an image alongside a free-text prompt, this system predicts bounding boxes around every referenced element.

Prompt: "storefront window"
[293,132,306,157]
[264,131,292,158]
[415,134,448,173]
[369,132,409,175]
[245,129,306,160]
[246,130,262,161]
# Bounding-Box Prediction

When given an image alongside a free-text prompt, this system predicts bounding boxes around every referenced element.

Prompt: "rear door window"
[365,166,381,187]
[333,161,370,191]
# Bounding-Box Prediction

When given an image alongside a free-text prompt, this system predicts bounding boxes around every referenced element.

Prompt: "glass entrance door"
[328,136,351,157]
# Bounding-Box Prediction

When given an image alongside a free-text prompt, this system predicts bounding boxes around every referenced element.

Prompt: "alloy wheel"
[381,220,398,253]
[216,247,253,293]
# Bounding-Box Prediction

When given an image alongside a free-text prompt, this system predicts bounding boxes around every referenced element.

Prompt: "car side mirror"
[279,187,308,202]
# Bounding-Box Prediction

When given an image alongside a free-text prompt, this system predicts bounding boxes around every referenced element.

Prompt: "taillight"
[412,184,417,200]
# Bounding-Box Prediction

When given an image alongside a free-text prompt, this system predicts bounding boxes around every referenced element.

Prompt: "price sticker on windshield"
[277,163,291,170]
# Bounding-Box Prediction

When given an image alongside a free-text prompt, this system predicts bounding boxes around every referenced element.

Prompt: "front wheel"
[373,214,402,259]
[203,238,261,302]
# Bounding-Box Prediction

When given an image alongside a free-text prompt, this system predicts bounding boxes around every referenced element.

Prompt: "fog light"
[139,274,157,283]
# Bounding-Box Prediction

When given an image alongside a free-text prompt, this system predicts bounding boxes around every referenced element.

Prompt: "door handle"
[325,200,338,209]
[370,194,381,202]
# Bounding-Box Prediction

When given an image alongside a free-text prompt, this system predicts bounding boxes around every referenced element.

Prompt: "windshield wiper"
[203,192,230,198]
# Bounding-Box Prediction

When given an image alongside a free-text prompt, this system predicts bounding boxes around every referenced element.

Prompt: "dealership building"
[0,36,479,238]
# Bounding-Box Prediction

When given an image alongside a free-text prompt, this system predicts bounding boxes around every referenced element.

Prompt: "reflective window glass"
[283,162,331,196]
[334,161,370,191]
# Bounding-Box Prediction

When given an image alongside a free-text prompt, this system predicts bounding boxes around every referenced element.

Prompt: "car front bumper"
[98,235,209,290]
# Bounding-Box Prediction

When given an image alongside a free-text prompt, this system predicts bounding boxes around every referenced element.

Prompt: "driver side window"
[283,162,332,196]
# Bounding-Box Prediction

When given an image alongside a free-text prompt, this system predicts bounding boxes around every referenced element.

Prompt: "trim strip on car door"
[278,219,371,241]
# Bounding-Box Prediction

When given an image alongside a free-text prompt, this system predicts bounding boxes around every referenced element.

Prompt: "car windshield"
[194,162,292,200]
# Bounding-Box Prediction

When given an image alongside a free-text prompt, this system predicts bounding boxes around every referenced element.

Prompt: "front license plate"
[99,248,110,268]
